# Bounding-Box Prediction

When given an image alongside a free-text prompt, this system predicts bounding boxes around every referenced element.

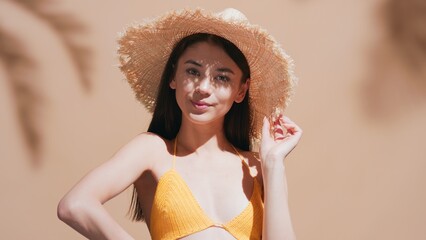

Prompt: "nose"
[196,76,212,95]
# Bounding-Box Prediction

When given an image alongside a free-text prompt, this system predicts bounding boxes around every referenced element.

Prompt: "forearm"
[262,160,296,240]
[58,197,134,240]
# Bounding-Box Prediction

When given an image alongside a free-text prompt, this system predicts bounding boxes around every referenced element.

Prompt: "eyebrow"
[184,60,202,67]
[216,68,235,75]
[184,60,235,75]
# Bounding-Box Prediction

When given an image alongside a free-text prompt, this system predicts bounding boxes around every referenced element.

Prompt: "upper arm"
[62,132,165,204]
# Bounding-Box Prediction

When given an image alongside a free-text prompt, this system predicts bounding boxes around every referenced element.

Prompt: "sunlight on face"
[170,41,248,126]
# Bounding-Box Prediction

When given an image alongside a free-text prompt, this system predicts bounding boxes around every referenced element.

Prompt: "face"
[169,41,249,126]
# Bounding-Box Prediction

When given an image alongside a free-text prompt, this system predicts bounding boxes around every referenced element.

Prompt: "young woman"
[58,8,301,240]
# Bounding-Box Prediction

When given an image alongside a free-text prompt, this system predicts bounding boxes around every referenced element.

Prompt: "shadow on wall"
[0,0,92,166]
[362,0,426,120]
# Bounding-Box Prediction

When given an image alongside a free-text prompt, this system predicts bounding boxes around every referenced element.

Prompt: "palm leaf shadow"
[385,0,426,73]
[362,0,426,119]
[0,0,92,166]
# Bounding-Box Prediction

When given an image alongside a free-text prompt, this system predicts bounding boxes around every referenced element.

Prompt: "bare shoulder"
[58,132,172,204]
[128,132,168,150]
[118,132,170,168]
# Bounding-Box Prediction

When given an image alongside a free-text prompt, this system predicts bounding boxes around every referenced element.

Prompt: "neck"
[176,117,231,155]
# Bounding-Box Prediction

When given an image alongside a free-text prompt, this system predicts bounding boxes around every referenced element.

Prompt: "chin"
[186,112,224,126]
[188,113,215,123]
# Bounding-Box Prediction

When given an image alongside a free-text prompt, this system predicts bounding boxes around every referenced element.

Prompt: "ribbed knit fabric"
[150,170,263,239]
[150,141,264,240]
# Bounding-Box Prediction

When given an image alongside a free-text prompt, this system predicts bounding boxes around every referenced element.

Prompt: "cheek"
[182,83,194,93]
[174,81,193,107]
[177,78,195,93]
[215,88,236,103]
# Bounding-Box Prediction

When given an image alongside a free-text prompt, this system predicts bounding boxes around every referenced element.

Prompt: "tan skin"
[58,41,301,240]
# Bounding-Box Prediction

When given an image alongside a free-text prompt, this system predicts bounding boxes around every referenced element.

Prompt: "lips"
[191,100,211,110]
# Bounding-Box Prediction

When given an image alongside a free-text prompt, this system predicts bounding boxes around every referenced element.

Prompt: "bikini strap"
[230,145,250,169]
[172,138,177,169]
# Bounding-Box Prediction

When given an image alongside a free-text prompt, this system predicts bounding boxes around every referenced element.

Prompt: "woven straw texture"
[118,8,297,145]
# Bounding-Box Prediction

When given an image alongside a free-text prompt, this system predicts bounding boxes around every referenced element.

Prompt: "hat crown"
[215,8,248,22]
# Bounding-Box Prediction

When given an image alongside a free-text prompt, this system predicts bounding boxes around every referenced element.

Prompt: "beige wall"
[1,0,425,239]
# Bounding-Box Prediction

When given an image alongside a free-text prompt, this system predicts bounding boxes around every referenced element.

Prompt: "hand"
[260,113,303,167]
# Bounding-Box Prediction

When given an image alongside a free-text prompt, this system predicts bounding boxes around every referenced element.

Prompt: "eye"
[215,75,230,82]
[186,68,200,76]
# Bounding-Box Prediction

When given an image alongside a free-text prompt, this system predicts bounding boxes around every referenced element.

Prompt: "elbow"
[57,197,70,222]
[57,196,85,224]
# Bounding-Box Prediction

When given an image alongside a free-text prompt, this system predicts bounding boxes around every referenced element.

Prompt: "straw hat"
[118,8,297,144]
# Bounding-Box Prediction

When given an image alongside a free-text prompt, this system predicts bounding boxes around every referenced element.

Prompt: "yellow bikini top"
[149,140,264,240]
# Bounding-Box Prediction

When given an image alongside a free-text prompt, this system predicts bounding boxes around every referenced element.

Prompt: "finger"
[282,116,299,127]
[282,123,299,133]
[282,116,293,122]
[282,125,303,142]
[261,117,274,145]
[268,112,288,141]
[261,116,270,139]
[273,121,286,140]
[282,116,302,133]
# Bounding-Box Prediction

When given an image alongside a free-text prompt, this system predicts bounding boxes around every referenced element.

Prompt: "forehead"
[178,41,241,71]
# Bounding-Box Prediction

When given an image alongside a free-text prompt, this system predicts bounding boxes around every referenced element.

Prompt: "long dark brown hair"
[130,33,251,221]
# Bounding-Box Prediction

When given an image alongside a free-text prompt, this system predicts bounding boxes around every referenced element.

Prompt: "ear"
[235,79,250,103]
[169,78,176,89]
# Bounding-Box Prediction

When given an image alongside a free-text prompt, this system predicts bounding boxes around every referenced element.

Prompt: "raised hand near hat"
[259,110,301,240]
[260,111,302,169]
